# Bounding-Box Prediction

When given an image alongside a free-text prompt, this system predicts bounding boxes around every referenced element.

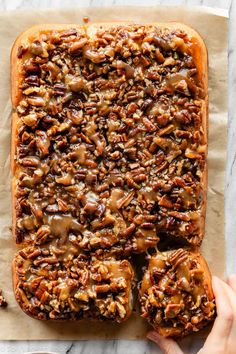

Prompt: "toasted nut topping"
[14,24,207,324]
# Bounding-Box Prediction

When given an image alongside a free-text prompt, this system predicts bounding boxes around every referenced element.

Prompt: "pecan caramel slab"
[11,23,209,328]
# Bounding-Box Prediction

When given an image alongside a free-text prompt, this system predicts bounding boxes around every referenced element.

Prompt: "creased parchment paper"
[0,5,227,342]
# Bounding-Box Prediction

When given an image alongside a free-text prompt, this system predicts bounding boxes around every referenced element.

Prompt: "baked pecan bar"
[12,24,207,253]
[13,244,134,322]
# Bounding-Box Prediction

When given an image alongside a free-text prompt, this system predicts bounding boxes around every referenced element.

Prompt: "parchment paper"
[0,5,228,342]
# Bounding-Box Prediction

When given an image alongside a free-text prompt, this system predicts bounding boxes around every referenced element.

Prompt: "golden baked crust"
[139,249,215,337]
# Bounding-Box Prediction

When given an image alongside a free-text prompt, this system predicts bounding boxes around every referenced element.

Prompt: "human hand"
[147,275,236,354]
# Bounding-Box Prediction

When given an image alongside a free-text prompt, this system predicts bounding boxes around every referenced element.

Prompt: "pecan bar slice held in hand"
[139,249,215,337]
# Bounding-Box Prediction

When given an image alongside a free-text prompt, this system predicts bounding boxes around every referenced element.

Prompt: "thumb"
[147,331,184,354]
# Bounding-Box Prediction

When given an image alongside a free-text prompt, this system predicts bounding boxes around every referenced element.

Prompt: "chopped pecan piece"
[14,23,206,301]
[0,290,7,308]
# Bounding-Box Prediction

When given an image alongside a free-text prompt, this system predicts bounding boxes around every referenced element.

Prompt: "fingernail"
[212,275,220,283]
[229,274,236,280]
[147,331,161,342]
[212,275,221,289]
[228,274,236,283]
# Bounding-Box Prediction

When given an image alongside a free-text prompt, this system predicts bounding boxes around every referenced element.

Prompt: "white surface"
[0,0,234,353]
